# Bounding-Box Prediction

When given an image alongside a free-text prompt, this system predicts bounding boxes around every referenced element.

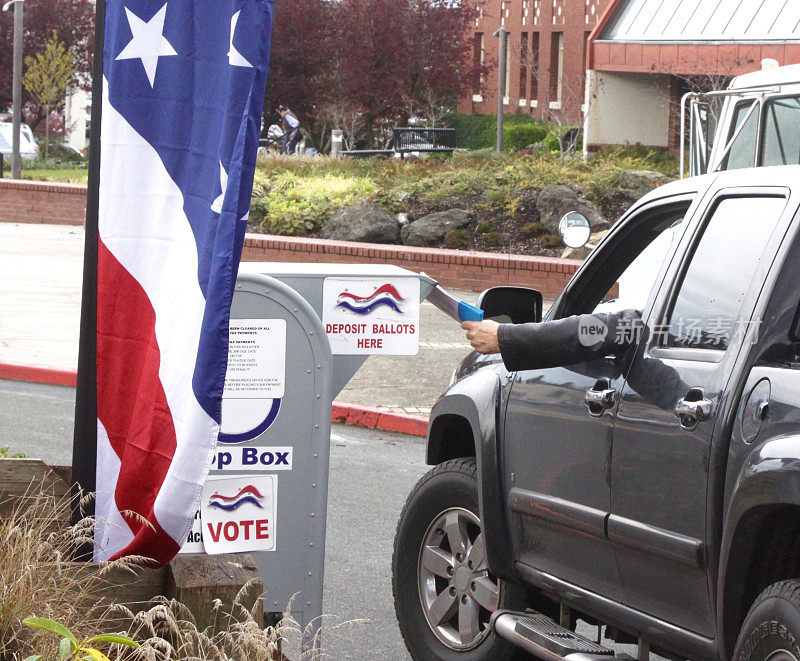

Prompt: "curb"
[0,362,429,437]
[0,362,78,387]
[331,402,428,437]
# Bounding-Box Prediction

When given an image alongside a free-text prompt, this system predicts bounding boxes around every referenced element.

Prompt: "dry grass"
[0,480,357,660]
[0,484,129,659]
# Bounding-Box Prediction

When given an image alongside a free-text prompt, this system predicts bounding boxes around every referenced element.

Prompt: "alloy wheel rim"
[766,651,799,661]
[417,507,501,650]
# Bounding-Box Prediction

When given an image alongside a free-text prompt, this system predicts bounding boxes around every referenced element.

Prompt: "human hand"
[461,320,501,354]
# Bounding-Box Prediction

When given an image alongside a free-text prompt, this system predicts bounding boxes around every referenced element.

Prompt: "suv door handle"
[585,378,617,418]
[675,388,712,430]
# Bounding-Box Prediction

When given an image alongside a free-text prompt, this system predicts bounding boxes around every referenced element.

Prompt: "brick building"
[584,0,800,151]
[458,0,612,124]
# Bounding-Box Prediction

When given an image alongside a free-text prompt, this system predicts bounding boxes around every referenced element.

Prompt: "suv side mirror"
[477,287,543,324]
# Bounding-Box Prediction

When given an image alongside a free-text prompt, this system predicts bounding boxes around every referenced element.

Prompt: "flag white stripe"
[98,77,218,550]
[94,418,134,562]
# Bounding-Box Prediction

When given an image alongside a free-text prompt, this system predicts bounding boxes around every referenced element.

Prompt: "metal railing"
[393,128,456,157]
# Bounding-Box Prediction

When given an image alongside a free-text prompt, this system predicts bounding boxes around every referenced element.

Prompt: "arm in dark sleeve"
[497,309,642,372]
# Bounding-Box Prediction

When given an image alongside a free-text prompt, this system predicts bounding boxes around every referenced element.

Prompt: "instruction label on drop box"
[322,278,420,355]
[223,319,286,399]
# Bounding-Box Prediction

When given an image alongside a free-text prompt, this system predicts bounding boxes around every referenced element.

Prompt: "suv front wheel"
[392,458,528,660]
[734,580,800,660]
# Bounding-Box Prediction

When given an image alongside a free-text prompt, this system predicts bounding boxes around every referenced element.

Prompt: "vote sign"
[200,475,277,554]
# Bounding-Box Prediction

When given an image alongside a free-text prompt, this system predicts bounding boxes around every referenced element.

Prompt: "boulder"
[402,209,472,247]
[320,203,400,243]
[618,169,674,201]
[536,185,608,233]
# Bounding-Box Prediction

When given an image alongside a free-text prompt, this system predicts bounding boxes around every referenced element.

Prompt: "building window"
[520,32,529,101]
[501,0,509,27]
[522,0,530,26]
[533,0,541,26]
[585,0,601,24]
[530,31,540,105]
[549,32,563,108]
[473,32,485,98]
[552,0,565,25]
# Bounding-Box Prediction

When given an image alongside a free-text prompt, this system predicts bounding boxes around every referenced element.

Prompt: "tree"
[23,31,74,158]
[262,0,332,130]
[262,0,480,150]
[0,0,93,118]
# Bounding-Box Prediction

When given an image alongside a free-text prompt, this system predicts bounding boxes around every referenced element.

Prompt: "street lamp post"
[494,28,507,152]
[3,0,24,180]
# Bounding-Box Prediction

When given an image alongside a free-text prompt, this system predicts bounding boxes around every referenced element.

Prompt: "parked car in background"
[0,123,39,160]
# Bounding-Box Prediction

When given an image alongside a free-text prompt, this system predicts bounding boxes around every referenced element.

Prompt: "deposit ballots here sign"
[322,278,420,355]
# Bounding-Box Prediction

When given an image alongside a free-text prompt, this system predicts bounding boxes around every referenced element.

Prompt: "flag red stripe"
[97,238,178,561]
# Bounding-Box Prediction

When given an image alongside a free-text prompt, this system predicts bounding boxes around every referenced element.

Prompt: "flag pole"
[71,0,105,541]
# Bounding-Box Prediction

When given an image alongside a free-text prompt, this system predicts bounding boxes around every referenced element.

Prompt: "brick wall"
[0,179,581,297]
[460,0,612,125]
[242,235,579,297]
[0,179,86,226]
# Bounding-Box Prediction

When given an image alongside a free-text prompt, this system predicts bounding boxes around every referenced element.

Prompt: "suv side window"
[559,201,692,318]
[592,213,687,315]
[664,196,786,352]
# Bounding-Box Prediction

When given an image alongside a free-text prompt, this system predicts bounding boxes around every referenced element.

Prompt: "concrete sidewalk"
[0,222,477,422]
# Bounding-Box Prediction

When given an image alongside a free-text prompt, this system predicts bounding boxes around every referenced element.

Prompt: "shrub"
[254,172,377,235]
[476,220,496,234]
[445,229,471,249]
[445,113,547,150]
[593,143,679,177]
[504,123,548,150]
[521,222,545,237]
[540,233,563,248]
[482,232,500,247]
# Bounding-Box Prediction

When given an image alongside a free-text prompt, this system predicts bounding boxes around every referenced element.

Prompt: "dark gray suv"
[393,165,800,661]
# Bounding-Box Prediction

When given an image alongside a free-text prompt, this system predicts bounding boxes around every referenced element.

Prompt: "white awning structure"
[601,0,800,42]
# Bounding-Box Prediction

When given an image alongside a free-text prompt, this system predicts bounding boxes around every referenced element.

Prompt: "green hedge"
[446,113,546,150]
[504,123,549,150]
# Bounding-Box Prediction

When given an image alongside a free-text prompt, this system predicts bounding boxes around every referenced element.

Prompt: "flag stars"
[116,3,178,87]
[228,11,254,68]
[211,162,228,214]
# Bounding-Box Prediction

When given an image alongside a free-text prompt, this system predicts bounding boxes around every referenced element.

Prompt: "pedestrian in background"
[278,105,301,155]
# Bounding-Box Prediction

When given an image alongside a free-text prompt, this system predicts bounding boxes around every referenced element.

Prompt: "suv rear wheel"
[734,580,800,660]
[392,458,528,660]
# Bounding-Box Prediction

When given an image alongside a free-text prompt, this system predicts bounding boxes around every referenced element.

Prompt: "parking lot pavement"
[0,223,84,371]
[0,222,479,413]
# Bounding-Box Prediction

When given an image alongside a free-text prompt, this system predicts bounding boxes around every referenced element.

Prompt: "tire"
[392,458,529,661]
[734,580,800,660]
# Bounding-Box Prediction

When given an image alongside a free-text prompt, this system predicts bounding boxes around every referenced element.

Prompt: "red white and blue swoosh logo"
[208,485,264,512]
[336,284,405,315]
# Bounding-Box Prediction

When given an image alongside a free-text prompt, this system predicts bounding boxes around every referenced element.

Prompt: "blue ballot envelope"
[427,285,484,322]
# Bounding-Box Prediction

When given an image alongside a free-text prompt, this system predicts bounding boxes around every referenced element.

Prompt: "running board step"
[492,611,633,660]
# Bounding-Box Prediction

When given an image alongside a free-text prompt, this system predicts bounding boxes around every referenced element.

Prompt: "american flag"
[93,0,274,564]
